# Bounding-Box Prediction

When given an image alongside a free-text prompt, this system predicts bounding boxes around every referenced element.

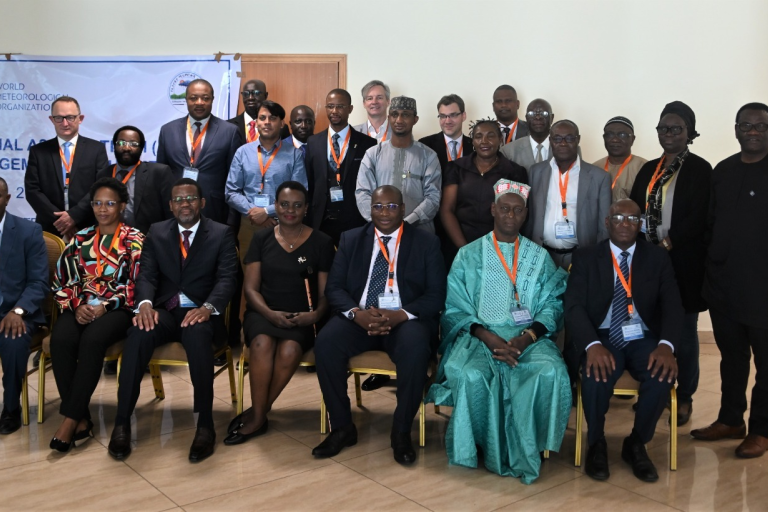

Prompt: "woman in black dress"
[225,181,335,445]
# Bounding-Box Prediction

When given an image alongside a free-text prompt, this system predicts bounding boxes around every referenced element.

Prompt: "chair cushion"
[614,371,641,391]
[105,339,125,358]
[348,350,395,372]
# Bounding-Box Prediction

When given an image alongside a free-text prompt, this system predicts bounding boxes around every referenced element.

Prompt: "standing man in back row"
[353,80,393,144]
[229,79,290,146]
[592,117,648,202]
[419,94,473,172]
[493,85,529,146]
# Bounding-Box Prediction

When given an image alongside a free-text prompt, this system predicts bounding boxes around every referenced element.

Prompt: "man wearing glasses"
[25,96,108,240]
[228,79,289,146]
[418,94,472,172]
[501,98,562,171]
[592,117,648,202]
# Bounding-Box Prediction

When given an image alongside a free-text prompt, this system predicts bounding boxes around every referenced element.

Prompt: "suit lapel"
[598,240,615,307]
[631,240,645,318]
[354,223,376,301]
[576,164,593,243]
[133,162,148,216]
[395,223,412,291]
[0,214,17,272]
[169,220,182,272]
[48,139,65,191]
[535,164,552,241]
[196,117,219,165]
[342,129,360,185]
[183,217,207,268]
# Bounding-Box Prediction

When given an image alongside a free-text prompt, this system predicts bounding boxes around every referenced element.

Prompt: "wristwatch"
[347,308,359,320]
[202,302,215,312]
[12,307,25,317]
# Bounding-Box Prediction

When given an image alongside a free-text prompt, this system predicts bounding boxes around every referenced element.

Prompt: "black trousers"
[314,316,431,433]
[711,308,768,438]
[581,331,672,446]
[0,315,35,412]
[50,309,133,420]
[115,307,223,425]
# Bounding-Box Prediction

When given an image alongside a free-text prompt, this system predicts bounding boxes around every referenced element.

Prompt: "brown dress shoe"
[691,421,746,441]
[735,434,768,459]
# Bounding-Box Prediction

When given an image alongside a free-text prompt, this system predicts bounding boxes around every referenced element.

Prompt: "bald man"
[287,105,316,159]
[229,79,290,146]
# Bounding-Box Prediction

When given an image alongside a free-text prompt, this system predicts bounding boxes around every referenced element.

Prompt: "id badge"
[621,318,644,341]
[329,186,344,202]
[554,221,576,239]
[87,297,103,307]
[378,293,402,310]
[639,214,647,234]
[183,167,199,181]
[510,305,533,326]
[253,194,270,208]
[179,293,198,308]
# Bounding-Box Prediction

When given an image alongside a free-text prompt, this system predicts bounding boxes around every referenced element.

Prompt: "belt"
[543,244,577,255]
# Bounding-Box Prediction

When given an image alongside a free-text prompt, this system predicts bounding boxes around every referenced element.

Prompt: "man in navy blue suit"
[156,79,240,226]
[0,177,49,434]
[312,185,446,464]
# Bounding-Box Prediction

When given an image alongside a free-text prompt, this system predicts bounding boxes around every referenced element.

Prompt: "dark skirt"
[243,310,314,353]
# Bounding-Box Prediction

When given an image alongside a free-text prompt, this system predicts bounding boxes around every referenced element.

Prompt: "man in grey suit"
[501,98,557,170]
[522,120,611,270]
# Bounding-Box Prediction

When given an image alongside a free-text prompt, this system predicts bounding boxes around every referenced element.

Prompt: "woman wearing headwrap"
[629,101,712,426]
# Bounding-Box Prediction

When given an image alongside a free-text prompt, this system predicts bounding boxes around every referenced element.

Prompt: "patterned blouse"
[53,224,144,312]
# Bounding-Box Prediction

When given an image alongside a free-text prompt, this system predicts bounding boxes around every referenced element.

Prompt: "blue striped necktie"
[608,251,631,349]
[364,236,391,309]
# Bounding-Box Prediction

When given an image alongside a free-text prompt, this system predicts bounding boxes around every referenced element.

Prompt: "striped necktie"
[364,236,391,309]
[608,251,631,349]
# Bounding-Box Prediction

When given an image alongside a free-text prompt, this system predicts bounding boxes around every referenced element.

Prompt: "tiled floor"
[0,335,764,511]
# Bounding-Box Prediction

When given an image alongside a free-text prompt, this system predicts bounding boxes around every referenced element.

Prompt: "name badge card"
[639,214,647,234]
[330,186,344,202]
[179,293,198,309]
[183,167,199,181]
[510,305,533,326]
[621,318,644,341]
[253,194,270,208]
[554,221,576,239]
[378,293,402,310]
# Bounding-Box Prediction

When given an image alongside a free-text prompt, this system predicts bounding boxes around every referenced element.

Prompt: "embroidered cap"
[389,96,417,115]
[604,116,634,132]
[493,179,530,204]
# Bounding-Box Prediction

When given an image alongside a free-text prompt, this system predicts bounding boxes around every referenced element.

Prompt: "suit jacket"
[418,132,474,172]
[228,113,290,147]
[325,222,447,334]
[25,136,108,233]
[96,161,175,234]
[306,127,377,231]
[523,159,611,248]
[156,116,240,224]
[565,238,684,354]
[0,213,49,325]
[501,135,583,172]
[135,217,237,314]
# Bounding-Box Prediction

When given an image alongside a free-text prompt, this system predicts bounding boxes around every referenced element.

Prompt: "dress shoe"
[224,419,268,445]
[676,401,692,426]
[189,426,216,462]
[584,437,610,481]
[361,374,390,391]
[108,424,132,460]
[103,360,118,375]
[73,419,94,445]
[32,349,41,369]
[621,433,658,482]
[0,408,22,435]
[213,354,227,367]
[49,436,73,453]
[735,434,768,459]
[228,409,249,434]
[312,423,357,458]
[691,421,746,441]
[391,431,416,465]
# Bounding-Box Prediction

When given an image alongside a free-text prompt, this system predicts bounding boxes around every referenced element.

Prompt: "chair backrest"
[42,232,66,326]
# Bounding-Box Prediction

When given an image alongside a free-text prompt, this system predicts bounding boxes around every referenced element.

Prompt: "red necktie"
[166,230,193,311]
[191,122,202,164]
[248,121,257,143]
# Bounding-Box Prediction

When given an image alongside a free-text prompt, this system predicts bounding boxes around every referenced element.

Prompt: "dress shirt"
[528,137,550,162]
[184,115,210,156]
[291,135,305,149]
[587,241,673,351]
[57,134,80,182]
[542,157,580,249]
[327,124,351,162]
[0,212,6,251]
[499,121,519,141]
[443,133,464,158]
[244,111,256,141]
[367,120,389,140]
[115,163,136,226]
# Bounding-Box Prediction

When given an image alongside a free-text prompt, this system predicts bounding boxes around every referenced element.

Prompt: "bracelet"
[522,328,538,342]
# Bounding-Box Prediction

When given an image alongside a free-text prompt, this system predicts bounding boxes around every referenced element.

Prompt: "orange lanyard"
[59,143,76,185]
[112,161,140,184]
[445,138,463,161]
[329,129,351,184]
[492,232,521,302]
[370,123,388,142]
[180,233,190,259]
[93,224,122,278]
[504,119,519,144]
[558,161,576,219]
[186,118,209,165]
[604,155,632,190]
[375,225,404,291]
[257,141,282,191]
[611,250,634,316]
[645,155,667,210]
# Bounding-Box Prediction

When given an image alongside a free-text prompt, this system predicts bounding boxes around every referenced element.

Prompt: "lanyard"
[329,129,351,185]
[504,119,519,144]
[645,155,667,210]
[604,155,632,190]
[492,233,521,302]
[186,118,209,165]
[257,141,282,191]
[59,144,77,186]
[558,161,576,219]
[445,138,463,161]
[93,223,122,278]
[370,123,387,142]
[611,250,634,317]
[375,225,404,291]
[112,161,141,184]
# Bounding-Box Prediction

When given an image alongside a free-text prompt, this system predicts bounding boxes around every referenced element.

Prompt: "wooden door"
[237,54,347,133]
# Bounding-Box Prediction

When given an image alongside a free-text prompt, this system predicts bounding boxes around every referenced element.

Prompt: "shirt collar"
[529,136,550,152]
[499,121,518,130]
[257,138,282,153]
[329,124,350,140]
[443,133,463,144]
[550,155,581,172]
[609,240,636,260]
[244,111,255,126]
[367,119,388,135]
[0,212,7,234]
[178,219,201,236]
[291,135,306,148]
[374,223,402,241]
[187,115,211,129]
[57,134,79,147]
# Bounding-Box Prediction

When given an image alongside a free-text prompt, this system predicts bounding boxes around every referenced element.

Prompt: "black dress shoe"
[312,423,357,458]
[103,360,118,375]
[32,350,41,369]
[391,431,416,465]
[224,419,268,445]
[213,354,227,367]
[73,419,94,445]
[49,436,73,453]
[108,424,132,460]
[189,426,216,462]
[228,409,249,434]
[585,437,610,481]
[0,408,22,435]
[361,374,390,391]
[621,432,659,482]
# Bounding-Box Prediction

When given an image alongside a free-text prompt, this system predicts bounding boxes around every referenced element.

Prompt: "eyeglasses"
[609,214,641,225]
[550,135,579,144]
[91,200,119,208]
[736,122,768,133]
[115,140,141,148]
[241,90,263,98]
[371,203,401,211]
[51,115,80,123]
[527,110,551,118]
[325,104,349,111]
[172,195,200,204]
[603,131,633,141]
[438,113,462,120]
[656,125,685,135]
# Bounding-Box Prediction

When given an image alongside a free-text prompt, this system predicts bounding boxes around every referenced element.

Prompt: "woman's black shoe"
[73,420,94,445]
[228,409,250,434]
[49,436,73,453]
[223,419,268,445]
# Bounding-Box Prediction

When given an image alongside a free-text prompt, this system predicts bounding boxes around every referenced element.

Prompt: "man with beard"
[592,117,648,202]
[229,79,290,145]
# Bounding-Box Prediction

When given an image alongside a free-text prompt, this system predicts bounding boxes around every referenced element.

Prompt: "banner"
[0,55,241,219]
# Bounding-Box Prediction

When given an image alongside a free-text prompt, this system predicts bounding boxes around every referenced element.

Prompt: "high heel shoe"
[73,420,94,445]
[49,436,73,453]
[223,419,268,445]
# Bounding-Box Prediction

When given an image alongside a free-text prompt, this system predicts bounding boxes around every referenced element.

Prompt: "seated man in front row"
[108,178,238,463]
[565,199,683,483]
[313,185,446,464]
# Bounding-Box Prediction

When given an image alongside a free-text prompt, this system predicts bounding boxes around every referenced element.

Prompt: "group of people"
[0,75,766,486]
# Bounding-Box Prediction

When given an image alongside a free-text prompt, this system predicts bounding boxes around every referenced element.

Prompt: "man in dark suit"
[565,198,683,483]
[156,79,240,226]
[108,178,237,463]
[287,105,315,158]
[311,185,446,464]
[306,88,377,246]
[0,177,49,434]
[493,85,530,145]
[418,94,473,173]
[228,79,290,146]
[25,96,108,239]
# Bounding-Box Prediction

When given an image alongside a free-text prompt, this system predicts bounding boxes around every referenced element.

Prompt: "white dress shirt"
[243,111,257,142]
[291,135,306,150]
[528,136,550,162]
[542,157,580,249]
[367,120,389,139]
[185,115,210,156]
[327,124,350,162]
[499,121,519,141]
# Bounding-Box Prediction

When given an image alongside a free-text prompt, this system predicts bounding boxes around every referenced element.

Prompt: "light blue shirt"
[225,138,308,216]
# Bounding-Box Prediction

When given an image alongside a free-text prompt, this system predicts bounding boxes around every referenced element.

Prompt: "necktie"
[608,251,631,349]
[535,144,543,163]
[329,133,341,170]
[449,140,458,160]
[248,120,257,143]
[62,141,73,184]
[166,230,193,311]
[191,122,202,164]
[364,236,391,309]
[300,143,307,159]
[117,168,128,182]
[501,127,510,143]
